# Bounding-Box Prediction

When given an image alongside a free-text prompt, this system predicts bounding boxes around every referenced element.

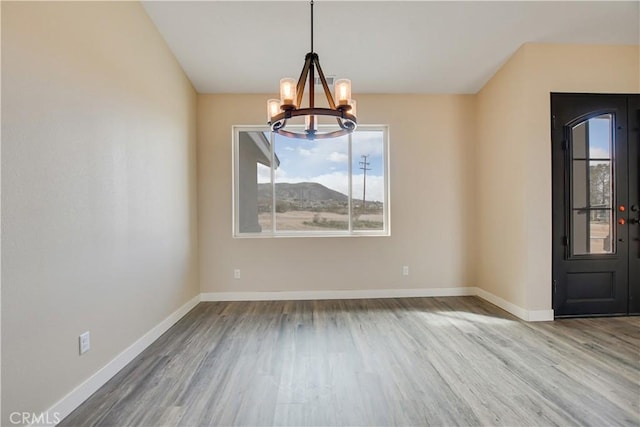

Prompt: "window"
[570,113,614,255]
[233,125,389,237]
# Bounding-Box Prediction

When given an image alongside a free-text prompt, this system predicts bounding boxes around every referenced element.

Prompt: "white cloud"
[259,130,386,200]
[257,163,271,183]
[352,132,384,157]
[352,174,385,203]
[328,152,348,163]
[590,147,610,159]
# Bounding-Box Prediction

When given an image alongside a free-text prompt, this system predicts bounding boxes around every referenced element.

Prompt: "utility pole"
[359,155,371,214]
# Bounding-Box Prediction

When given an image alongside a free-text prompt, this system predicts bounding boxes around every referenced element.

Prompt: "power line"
[359,155,371,214]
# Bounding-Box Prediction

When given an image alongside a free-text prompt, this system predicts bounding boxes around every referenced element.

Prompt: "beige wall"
[198,94,476,293]
[476,48,529,308]
[1,2,199,423]
[2,8,636,422]
[476,43,640,311]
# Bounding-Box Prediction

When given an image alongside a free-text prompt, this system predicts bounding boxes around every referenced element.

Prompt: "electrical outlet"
[234,269,241,279]
[79,331,90,355]
[402,266,409,276]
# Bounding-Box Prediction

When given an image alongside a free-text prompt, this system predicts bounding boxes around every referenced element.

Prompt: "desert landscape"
[257,182,384,232]
[259,211,383,231]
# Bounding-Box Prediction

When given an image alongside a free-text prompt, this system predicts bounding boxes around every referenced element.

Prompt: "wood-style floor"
[60,297,640,426]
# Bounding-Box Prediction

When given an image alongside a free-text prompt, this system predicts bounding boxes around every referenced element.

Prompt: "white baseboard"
[201,287,553,321]
[526,308,555,322]
[475,288,554,322]
[41,286,552,426]
[39,294,201,427]
[200,286,476,302]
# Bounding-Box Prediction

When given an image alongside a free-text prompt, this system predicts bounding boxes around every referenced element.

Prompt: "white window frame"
[232,124,390,238]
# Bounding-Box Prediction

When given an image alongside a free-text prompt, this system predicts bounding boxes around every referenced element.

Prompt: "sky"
[257,130,386,202]
[254,115,606,204]
[587,115,611,160]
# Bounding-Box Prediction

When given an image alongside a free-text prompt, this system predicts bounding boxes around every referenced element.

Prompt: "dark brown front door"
[552,93,640,317]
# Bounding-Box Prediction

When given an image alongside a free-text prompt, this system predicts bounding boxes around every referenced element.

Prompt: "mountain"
[258,182,348,202]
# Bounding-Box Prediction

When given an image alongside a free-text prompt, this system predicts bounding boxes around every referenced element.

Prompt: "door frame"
[551,92,639,318]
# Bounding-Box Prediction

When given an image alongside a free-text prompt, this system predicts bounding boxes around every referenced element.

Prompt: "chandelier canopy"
[267,1,357,140]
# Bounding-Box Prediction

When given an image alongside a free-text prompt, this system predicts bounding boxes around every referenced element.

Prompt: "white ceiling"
[142,1,640,94]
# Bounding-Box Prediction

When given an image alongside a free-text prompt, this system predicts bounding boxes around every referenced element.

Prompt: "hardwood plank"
[60,297,640,426]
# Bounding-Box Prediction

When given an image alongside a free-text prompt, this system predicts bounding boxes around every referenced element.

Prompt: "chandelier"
[267,0,357,140]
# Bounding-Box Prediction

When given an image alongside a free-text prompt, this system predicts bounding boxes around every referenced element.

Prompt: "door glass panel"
[572,160,587,208]
[589,115,612,159]
[572,210,589,254]
[572,121,587,158]
[570,113,614,255]
[589,160,611,207]
[572,210,613,255]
